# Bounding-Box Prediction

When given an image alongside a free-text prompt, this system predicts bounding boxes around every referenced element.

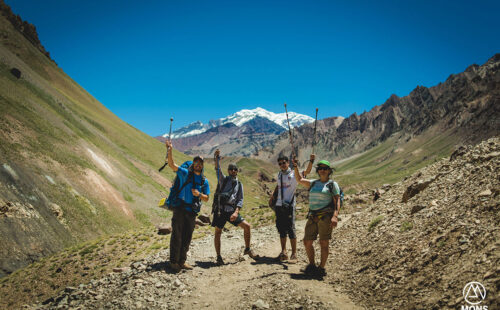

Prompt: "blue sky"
[7,0,500,136]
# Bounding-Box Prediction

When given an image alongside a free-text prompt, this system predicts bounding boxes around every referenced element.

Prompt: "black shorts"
[275,204,296,239]
[211,210,244,229]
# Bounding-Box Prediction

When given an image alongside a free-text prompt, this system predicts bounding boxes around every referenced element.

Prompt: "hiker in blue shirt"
[165,140,209,272]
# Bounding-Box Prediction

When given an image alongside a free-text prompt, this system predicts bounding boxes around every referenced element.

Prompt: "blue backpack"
[159,161,206,212]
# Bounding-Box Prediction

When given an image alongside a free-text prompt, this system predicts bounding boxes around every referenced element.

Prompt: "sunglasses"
[317,166,329,171]
[228,168,238,171]
[278,161,288,166]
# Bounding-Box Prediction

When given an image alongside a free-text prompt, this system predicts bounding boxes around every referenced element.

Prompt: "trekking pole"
[215,150,221,185]
[158,117,174,172]
[312,108,318,154]
[215,150,222,216]
[284,103,297,160]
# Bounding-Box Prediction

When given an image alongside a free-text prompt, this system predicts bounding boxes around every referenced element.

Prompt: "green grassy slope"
[334,128,460,192]
[0,14,214,274]
[0,12,280,280]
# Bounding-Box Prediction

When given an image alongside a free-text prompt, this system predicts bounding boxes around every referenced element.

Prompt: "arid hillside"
[327,137,499,309]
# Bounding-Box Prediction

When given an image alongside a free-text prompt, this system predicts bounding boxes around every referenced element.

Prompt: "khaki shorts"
[304,214,333,241]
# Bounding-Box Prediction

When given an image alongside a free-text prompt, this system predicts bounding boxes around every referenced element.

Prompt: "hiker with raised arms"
[212,149,257,265]
[269,153,315,263]
[292,158,341,276]
[164,140,210,272]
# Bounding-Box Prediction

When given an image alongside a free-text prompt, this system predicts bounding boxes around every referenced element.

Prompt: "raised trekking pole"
[312,108,318,154]
[215,150,221,185]
[158,117,174,172]
[284,102,297,160]
[214,149,222,216]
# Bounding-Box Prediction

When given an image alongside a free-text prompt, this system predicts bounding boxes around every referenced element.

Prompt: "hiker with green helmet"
[212,149,258,265]
[165,140,210,272]
[292,158,341,277]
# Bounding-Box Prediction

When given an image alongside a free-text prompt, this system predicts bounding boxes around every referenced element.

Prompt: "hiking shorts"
[304,214,333,241]
[275,204,296,239]
[211,210,244,229]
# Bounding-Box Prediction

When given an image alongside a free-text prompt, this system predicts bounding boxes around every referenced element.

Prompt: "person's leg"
[304,239,315,265]
[317,216,334,271]
[319,240,329,268]
[238,221,251,249]
[280,237,287,255]
[303,218,318,266]
[276,208,288,258]
[179,210,196,266]
[214,227,222,257]
[169,209,183,266]
[288,205,297,259]
[290,238,297,259]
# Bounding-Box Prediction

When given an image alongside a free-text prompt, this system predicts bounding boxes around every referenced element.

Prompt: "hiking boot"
[316,267,327,277]
[287,254,298,264]
[276,252,288,262]
[170,262,181,273]
[216,255,225,266]
[300,264,317,275]
[244,248,258,259]
[180,263,193,270]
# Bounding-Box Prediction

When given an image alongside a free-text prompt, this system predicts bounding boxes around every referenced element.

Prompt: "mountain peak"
[168,107,314,139]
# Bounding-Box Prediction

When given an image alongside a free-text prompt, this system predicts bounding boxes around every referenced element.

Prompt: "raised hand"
[165,139,173,149]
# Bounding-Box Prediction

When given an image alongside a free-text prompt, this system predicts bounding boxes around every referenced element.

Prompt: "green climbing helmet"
[316,160,332,168]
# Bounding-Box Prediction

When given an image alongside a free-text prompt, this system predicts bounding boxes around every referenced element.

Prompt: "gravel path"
[33,217,362,310]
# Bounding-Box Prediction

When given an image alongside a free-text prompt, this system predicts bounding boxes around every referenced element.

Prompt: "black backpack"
[212,176,240,215]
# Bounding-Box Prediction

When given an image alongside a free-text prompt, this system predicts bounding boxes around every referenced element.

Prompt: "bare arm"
[200,193,209,202]
[292,158,311,189]
[333,195,340,217]
[214,149,224,182]
[331,194,341,228]
[165,140,178,171]
[301,153,315,178]
[192,190,209,202]
[268,184,278,207]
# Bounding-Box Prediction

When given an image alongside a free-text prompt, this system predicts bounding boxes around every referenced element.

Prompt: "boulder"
[157,223,172,235]
[410,205,426,214]
[10,68,21,79]
[195,219,207,226]
[197,213,211,224]
[402,177,435,203]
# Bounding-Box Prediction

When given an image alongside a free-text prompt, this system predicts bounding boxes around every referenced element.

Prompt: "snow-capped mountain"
[164,107,314,139]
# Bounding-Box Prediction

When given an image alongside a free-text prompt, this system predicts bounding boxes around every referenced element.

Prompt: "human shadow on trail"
[289,272,325,281]
[150,261,180,274]
[250,256,288,270]
[194,260,239,269]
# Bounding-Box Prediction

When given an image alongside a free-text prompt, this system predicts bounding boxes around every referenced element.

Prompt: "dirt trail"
[34,216,362,310]
[181,219,361,310]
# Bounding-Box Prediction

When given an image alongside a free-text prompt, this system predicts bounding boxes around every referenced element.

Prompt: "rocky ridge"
[0,0,53,62]
[256,54,500,165]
